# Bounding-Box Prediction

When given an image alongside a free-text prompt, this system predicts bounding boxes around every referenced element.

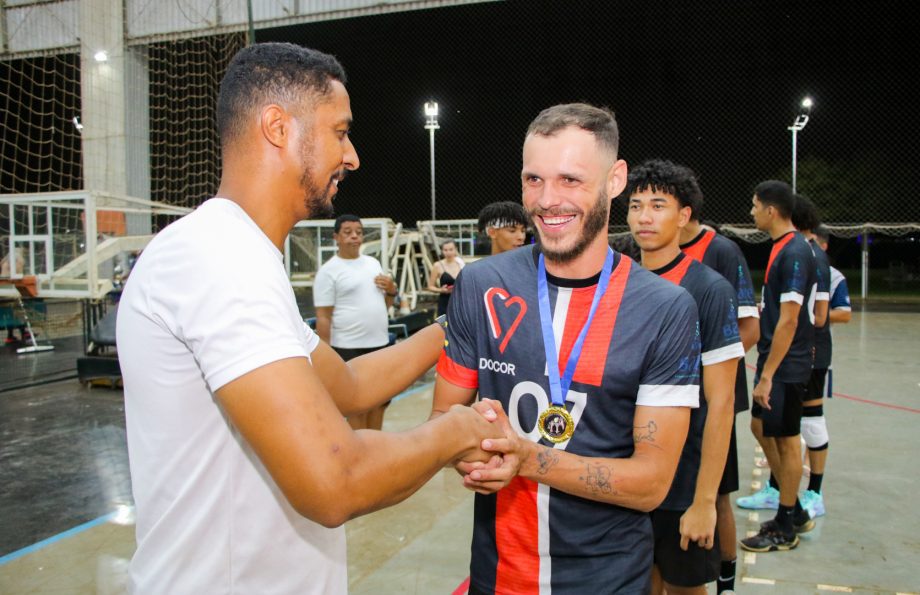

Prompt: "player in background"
[626,159,744,595]
[677,168,759,594]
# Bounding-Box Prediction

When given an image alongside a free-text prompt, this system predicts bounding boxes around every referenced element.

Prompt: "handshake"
[443,399,532,495]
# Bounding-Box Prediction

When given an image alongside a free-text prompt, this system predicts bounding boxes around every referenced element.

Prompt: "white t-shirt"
[313,254,390,349]
[116,198,346,594]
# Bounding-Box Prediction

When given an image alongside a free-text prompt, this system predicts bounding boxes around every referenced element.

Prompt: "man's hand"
[374,274,397,296]
[753,375,772,410]
[443,402,504,466]
[457,399,526,494]
[679,501,717,551]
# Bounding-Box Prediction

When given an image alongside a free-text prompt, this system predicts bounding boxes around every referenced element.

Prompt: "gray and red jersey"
[652,253,744,510]
[437,246,700,594]
[756,231,818,383]
[681,228,757,412]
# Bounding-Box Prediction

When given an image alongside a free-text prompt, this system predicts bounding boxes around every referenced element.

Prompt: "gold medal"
[537,406,574,443]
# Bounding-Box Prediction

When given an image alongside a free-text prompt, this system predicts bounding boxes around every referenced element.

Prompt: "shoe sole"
[794,518,816,533]
[737,501,779,510]
[739,534,800,553]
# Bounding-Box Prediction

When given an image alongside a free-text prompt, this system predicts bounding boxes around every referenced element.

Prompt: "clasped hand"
[456,399,527,495]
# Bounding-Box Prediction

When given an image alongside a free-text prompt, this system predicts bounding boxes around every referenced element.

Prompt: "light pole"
[788,96,813,193]
[424,101,439,221]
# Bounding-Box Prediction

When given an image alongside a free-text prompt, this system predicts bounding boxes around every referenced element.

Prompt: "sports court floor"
[1,310,918,594]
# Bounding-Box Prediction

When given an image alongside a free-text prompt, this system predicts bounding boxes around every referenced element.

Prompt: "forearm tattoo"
[633,420,661,448]
[580,462,615,495]
[535,447,559,475]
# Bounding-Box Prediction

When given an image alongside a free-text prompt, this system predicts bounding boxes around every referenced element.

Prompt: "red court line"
[744,363,920,414]
[452,576,470,595]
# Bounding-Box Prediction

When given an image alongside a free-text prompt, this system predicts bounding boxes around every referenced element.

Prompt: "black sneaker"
[792,508,815,533]
[741,520,799,552]
[759,509,815,534]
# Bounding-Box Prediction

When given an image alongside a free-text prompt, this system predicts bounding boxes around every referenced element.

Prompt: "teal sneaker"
[801,489,826,518]
[736,485,780,510]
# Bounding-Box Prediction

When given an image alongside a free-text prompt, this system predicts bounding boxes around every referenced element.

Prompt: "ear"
[486,227,498,240]
[678,206,692,227]
[260,104,288,149]
[606,159,628,200]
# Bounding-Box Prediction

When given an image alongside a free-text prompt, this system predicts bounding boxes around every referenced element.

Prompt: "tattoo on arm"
[633,419,661,449]
[579,462,615,495]
[535,447,559,475]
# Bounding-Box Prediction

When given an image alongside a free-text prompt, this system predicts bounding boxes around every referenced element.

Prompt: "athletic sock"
[776,504,795,534]
[794,498,805,517]
[717,559,736,593]
[769,473,780,490]
[808,472,824,493]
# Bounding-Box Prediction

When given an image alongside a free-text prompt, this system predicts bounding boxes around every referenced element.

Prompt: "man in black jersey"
[626,159,744,594]
[741,181,817,553]
[677,169,759,594]
[792,198,833,519]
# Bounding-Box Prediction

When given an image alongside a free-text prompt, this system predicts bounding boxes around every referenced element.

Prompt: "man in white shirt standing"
[315,213,398,430]
[116,42,502,594]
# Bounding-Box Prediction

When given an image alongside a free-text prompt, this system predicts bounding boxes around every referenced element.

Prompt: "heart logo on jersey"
[483,287,527,353]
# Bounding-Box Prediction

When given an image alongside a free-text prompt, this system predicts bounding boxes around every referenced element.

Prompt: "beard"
[528,188,610,264]
[298,126,341,220]
[301,170,338,220]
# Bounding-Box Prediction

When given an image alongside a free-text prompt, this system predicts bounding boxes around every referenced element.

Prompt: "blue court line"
[0,511,117,566]
[0,382,435,567]
[392,381,435,403]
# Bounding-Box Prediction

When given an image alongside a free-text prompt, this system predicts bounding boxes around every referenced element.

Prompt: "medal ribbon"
[537,247,614,408]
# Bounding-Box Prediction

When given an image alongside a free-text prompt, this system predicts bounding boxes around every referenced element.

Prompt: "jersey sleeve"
[699,277,745,366]
[814,249,831,302]
[637,290,701,408]
[726,241,759,319]
[777,245,811,304]
[830,268,851,310]
[436,268,479,389]
[312,263,336,308]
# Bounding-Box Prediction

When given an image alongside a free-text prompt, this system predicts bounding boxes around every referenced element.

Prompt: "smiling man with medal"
[432,104,702,595]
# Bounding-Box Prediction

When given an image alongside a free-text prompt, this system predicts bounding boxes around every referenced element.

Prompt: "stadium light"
[94,50,108,63]
[788,96,813,193]
[424,101,440,221]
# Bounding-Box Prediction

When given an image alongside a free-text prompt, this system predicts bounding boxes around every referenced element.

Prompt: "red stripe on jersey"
[436,351,478,389]
[681,229,716,262]
[659,254,693,286]
[494,477,540,594]
[556,256,631,387]
[765,232,794,284]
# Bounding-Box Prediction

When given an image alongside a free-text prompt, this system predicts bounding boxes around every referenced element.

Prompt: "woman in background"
[427,240,464,317]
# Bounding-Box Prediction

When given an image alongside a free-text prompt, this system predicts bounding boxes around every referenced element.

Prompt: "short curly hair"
[621,159,704,219]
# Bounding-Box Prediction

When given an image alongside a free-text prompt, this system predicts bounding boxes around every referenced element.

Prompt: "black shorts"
[751,377,806,438]
[334,345,391,408]
[333,344,387,362]
[805,368,828,400]
[718,417,739,494]
[651,509,720,587]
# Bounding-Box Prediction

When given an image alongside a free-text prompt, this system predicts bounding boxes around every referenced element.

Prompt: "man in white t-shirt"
[116,42,503,594]
[315,213,398,430]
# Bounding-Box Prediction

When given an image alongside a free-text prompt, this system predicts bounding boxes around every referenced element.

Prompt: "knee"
[801,414,829,450]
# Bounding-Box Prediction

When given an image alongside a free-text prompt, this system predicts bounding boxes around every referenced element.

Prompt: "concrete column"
[79,0,151,234]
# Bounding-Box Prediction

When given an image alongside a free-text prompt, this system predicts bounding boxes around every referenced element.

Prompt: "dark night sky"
[258,0,913,228]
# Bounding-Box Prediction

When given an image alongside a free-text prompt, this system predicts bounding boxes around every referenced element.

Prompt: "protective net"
[0,52,83,195]
[147,32,247,208]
